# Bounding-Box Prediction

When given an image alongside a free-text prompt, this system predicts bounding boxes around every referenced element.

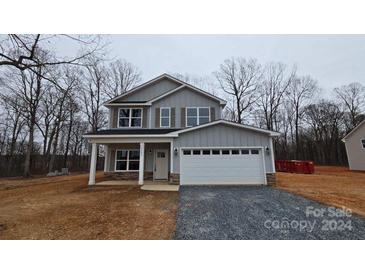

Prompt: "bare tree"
[214,58,262,123]
[303,100,345,165]
[80,57,108,132]
[0,93,27,171]
[172,73,218,96]
[62,94,80,168]
[288,75,318,158]
[46,67,79,172]
[2,67,44,177]
[36,83,58,169]
[0,35,102,73]
[335,82,365,130]
[105,59,141,99]
[257,62,295,130]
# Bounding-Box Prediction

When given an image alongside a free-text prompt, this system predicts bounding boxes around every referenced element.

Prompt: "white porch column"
[170,141,174,173]
[138,142,145,185]
[88,143,97,186]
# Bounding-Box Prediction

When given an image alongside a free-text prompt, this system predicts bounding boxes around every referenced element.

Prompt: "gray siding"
[151,87,221,128]
[172,124,274,173]
[108,87,222,129]
[115,78,180,102]
[344,123,365,171]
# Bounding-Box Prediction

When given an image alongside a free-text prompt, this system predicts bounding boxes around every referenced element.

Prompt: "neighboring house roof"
[342,119,365,142]
[103,73,227,106]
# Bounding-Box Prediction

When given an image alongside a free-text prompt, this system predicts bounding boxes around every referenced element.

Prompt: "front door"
[154,149,169,180]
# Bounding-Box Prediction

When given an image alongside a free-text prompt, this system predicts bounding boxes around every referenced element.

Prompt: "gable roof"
[342,119,365,142]
[171,120,281,137]
[103,73,227,106]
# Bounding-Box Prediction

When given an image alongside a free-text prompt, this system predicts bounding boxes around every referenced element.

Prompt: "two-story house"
[84,73,279,186]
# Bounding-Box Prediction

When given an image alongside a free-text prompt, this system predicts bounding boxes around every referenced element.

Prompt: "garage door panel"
[180,148,265,185]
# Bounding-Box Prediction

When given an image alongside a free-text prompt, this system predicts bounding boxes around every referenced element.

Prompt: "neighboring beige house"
[342,120,365,171]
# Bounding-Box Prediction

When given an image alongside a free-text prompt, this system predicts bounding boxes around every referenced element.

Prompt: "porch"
[95,180,179,191]
[88,139,176,186]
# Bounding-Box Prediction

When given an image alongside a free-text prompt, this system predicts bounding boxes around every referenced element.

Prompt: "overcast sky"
[61,34,365,95]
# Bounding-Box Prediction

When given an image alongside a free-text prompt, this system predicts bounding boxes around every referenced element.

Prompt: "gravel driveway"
[174,186,365,240]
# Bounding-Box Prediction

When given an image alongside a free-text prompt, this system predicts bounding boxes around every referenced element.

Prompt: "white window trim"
[361,139,365,149]
[118,108,143,128]
[115,149,140,172]
[160,107,171,128]
[186,107,210,127]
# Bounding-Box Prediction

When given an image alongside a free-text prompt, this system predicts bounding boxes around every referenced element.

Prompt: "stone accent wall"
[266,173,276,185]
[104,171,153,181]
[170,173,180,184]
[144,171,153,180]
[104,172,138,180]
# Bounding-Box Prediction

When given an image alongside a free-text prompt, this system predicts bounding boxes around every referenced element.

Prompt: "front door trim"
[153,149,169,180]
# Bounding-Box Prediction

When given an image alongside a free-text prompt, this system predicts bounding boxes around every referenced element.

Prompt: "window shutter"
[142,108,147,128]
[155,108,160,128]
[210,107,215,122]
[171,108,176,128]
[180,107,186,128]
[113,108,118,128]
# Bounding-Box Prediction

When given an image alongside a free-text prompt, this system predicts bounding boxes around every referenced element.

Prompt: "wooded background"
[0,35,364,177]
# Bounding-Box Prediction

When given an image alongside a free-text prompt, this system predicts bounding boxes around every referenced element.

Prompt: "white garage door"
[180,148,266,185]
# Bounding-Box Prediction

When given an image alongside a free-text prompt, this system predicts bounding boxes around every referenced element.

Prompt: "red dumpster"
[275,160,314,174]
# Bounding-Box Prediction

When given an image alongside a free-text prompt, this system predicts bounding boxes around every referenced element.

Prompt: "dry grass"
[0,172,179,239]
[275,166,365,217]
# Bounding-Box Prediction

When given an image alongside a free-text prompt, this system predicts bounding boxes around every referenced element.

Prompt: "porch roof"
[84,128,181,136]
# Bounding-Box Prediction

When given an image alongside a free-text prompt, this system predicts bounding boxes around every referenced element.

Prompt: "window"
[157,152,166,158]
[241,149,249,155]
[222,150,230,155]
[186,107,210,127]
[160,108,170,127]
[118,108,142,128]
[198,108,210,125]
[115,149,140,171]
[193,150,201,155]
[251,149,259,155]
[202,150,211,155]
[186,108,198,127]
[231,149,239,155]
[362,139,365,149]
[212,150,220,155]
[183,150,191,155]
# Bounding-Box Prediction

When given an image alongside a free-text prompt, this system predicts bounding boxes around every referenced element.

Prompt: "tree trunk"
[63,118,73,168]
[48,125,60,173]
[23,120,35,177]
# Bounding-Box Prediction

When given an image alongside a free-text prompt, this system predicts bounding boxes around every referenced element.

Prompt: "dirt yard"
[0,172,179,239]
[275,166,365,217]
